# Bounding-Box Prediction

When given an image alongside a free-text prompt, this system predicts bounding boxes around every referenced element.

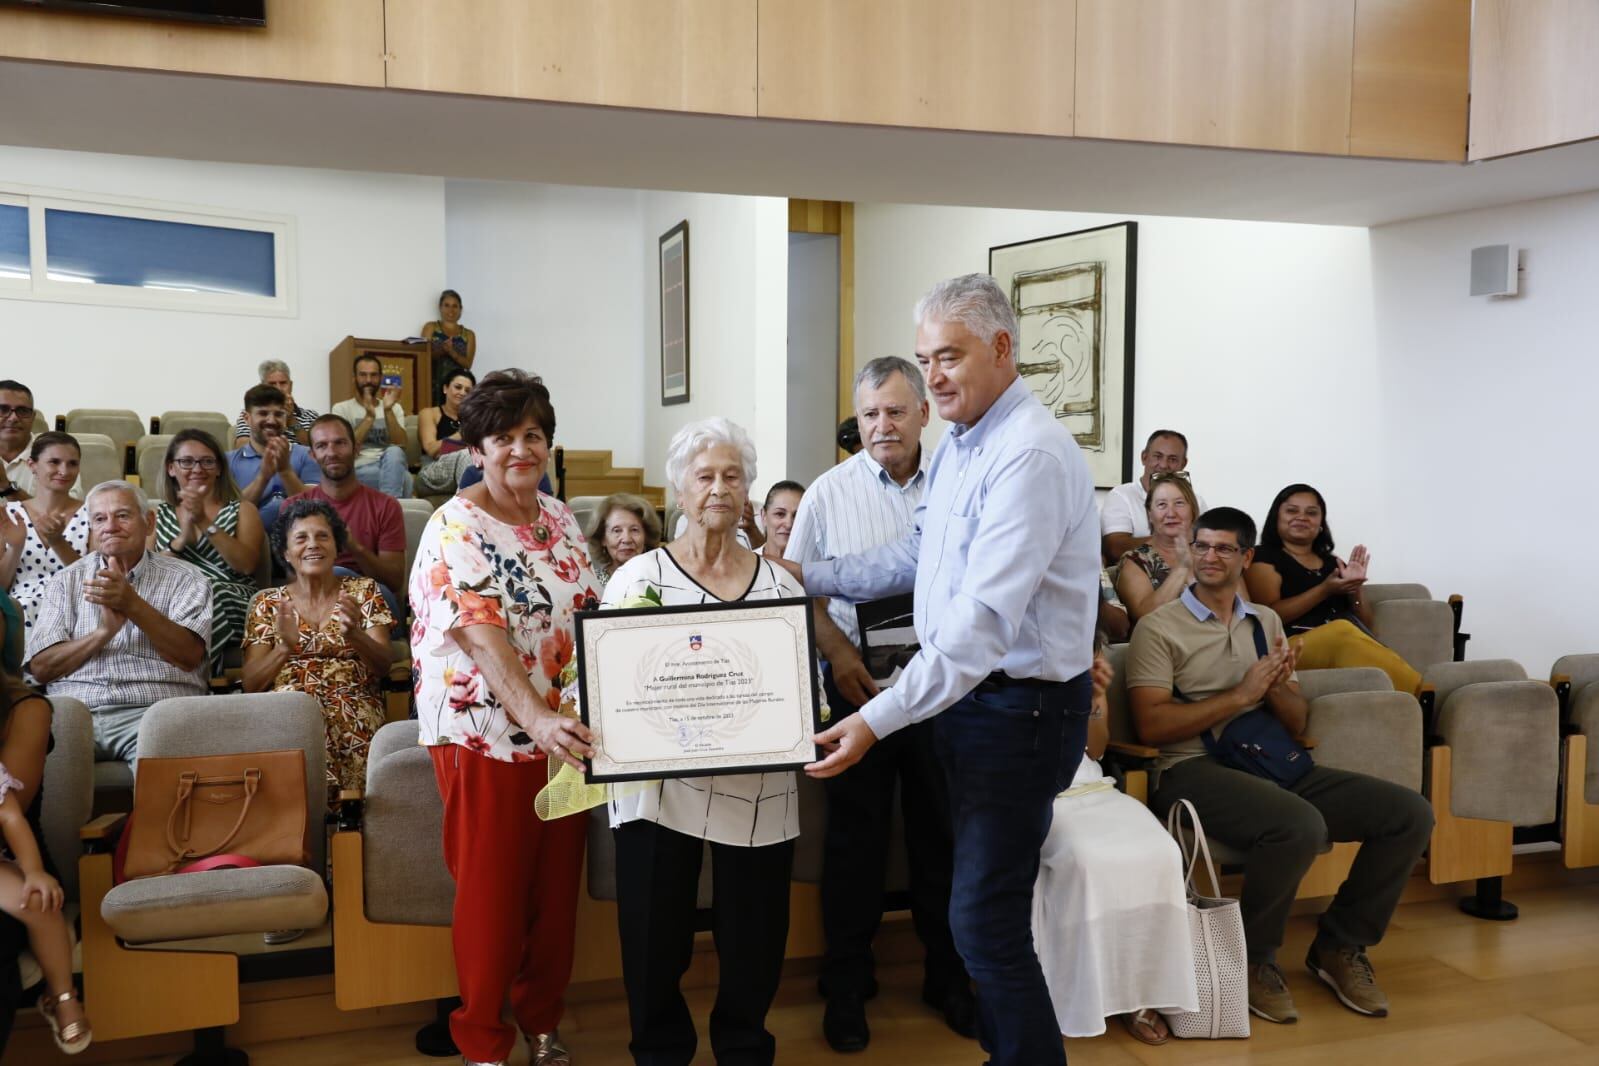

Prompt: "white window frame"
[0,182,296,318]
[0,193,29,293]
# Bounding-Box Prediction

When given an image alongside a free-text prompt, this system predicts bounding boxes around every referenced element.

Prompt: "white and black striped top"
[601,546,803,847]
[783,448,928,648]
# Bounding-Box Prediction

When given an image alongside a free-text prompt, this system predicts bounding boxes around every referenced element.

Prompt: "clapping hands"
[1326,544,1370,595]
[1237,635,1298,704]
[0,506,24,556]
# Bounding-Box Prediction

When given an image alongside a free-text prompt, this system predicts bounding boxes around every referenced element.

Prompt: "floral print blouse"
[410,494,600,762]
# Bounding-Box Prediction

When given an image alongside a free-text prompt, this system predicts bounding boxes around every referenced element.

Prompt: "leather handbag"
[123,750,310,880]
[1161,799,1250,1040]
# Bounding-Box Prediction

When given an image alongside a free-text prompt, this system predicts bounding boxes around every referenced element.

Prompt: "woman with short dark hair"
[151,428,264,669]
[242,498,393,806]
[410,369,598,1065]
[1246,483,1421,693]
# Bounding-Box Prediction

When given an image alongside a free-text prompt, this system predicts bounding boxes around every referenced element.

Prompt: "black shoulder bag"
[1194,616,1313,788]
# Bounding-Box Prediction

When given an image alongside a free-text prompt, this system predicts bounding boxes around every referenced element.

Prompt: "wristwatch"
[204,522,221,539]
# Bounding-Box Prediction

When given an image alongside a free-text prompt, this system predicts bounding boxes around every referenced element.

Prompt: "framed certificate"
[574,597,822,783]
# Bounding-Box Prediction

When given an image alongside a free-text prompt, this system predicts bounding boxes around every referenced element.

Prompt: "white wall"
[787,233,840,487]
[854,203,1384,536]
[444,180,647,468]
[640,191,788,500]
[1369,190,1599,674]
[1,146,444,418]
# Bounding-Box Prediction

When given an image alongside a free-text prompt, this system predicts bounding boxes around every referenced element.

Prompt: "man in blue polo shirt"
[228,384,320,531]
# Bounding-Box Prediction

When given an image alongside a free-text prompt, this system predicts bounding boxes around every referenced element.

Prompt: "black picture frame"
[659,220,691,406]
[573,597,822,783]
[989,220,1138,488]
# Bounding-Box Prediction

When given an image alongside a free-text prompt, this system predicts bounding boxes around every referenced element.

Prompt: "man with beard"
[294,414,406,619]
[330,354,412,498]
[228,384,321,531]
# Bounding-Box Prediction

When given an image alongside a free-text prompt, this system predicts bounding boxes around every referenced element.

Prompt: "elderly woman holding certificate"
[600,417,805,1066]
[409,369,600,1066]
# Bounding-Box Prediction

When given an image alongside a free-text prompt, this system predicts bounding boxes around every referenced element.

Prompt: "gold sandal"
[39,988,93,1055]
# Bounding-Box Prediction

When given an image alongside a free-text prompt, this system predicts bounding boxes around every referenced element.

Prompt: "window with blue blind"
[43,208,277,297]
[0,204,26,282]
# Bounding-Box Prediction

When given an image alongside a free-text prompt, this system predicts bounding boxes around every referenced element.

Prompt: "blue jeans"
[934,671,1089,1066]
[355,446,412,498]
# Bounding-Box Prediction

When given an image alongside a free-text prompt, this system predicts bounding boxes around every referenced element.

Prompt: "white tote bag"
[1160,799,1251,1039]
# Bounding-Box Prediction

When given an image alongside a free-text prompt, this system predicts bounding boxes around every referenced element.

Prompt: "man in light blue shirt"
[795,274,1099,1066]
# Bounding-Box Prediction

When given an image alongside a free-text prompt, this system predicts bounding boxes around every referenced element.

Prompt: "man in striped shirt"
[785,356,974,1052]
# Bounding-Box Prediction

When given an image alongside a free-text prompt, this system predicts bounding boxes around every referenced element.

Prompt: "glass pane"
[0,204,26,281]
[43,208,275,297]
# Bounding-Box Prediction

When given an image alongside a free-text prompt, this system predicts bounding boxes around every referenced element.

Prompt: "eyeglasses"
[1154,470,1191,482]
[173,457,219,471]
[1190,541,1242,558]
[0,405,36,421]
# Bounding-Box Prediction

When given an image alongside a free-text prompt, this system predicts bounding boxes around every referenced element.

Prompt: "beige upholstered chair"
[78,692,329,1057]
[1552,654,1599,869]
[566,494,606,543]
[401,414,421,471]
[60,409,143,449]
[1362,582,1469,670]
[18,698,95,992]
[1420,659,1559,919]
[152,411,234,446]
[73,433,122,493]
[133,434,174,493]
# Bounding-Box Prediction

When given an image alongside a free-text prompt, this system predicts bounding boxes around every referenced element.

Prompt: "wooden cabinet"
[1470,0,1599,160]
[1075,0,1356,155]
[1349,0,1471,162]
[0,0,385,87]
[383,0,757,117]
[757,0,1074,137]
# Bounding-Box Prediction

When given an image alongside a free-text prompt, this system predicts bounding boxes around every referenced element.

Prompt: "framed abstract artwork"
[659,220,690,406]
[989,221,1137,488]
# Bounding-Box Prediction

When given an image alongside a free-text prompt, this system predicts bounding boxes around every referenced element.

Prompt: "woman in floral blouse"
[409,370,598,1066]
[242,497,394,808]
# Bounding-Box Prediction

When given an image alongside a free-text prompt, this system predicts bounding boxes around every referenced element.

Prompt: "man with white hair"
[785,355,973,1051]
[26,480,211,764]
[232,359,320,447]
[788,274,1099,1066]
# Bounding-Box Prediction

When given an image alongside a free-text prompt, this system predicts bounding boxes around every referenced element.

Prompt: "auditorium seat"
[663,503,684,543]
[59,408,143,450]
[18,698,94,993]
[401,414,421,471]
[385,499,434,717]
[78,692,329,1060]
[331,720,456,1012]
[1420,659,1559,919]
[1551,654,1599,869]
[1363,582,1470,668]
[134,433,174,491]
[74,432,122,493]
[151,410,233,445]
[565,494,605,540]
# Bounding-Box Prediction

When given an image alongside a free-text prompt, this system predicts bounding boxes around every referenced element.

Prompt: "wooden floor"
[92,881,1599,1066]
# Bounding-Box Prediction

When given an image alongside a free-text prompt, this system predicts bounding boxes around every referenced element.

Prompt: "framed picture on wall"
[989,221,1137,488]
[660,220,690,406]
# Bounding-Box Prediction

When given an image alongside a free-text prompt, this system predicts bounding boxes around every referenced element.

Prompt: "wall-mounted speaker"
[1470,244,1519,298]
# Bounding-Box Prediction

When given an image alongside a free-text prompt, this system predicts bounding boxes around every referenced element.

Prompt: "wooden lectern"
[328,337,433,412]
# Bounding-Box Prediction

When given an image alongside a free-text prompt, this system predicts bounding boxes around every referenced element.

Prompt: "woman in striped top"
[150,429,263,671]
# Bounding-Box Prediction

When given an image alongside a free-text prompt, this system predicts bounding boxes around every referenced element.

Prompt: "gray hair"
[913,273,1020,355]
[85,479,150,514]
[853,355,927,405]
[258,359,291,382]
[664,418,757,496]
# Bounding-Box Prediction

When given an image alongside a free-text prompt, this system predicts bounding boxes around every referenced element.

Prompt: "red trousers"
[431,744,588,1063]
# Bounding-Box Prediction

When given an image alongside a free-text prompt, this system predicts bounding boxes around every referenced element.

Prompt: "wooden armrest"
[338,789,363,803]
[80,813,128,841]
[1106,740,1160,759]
[1447,593,1463,605]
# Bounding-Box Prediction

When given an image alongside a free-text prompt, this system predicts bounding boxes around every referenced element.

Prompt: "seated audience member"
[1245,484,1422,694]
[836,415,862,456]
[585,492,662,589]
[230,384,321,531]
[232,360,320,447]
[1127,507,1433,1025]
[419,367,474,461]
[757,480,803,562]
[1101,430,1206,562]
[1115,472,1199,624]
[421,289,476,406]
[1034,646,1196,1045]
[0,433,88,632]
[1098,569,1130,644]
[0,666,67,1055]
[26,481,210,764]
[152,430,264,670]
[330,355,412,498]
[243,498,392,807]
[0,381,80,501]
[293,415,406,619]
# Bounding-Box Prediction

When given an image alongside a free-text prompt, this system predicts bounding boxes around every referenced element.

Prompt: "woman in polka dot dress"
[0,433,88,632]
